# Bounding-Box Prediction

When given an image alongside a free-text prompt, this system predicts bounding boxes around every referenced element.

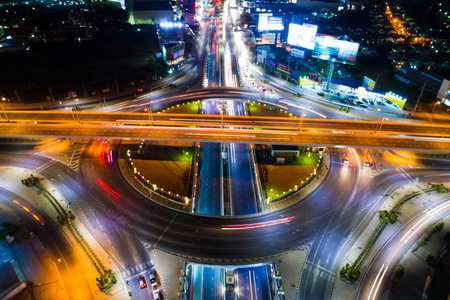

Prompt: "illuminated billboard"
[258,13,284,31]
[287,23,318,50]
[362,76,376,91]
[312,35,360,65]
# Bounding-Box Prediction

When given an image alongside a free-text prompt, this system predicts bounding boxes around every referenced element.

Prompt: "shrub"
[426,254,435,265]
[394,265,404,277]
[388,279,396,291]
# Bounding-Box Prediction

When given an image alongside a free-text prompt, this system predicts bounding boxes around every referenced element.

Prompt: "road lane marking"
[154,214,178,248]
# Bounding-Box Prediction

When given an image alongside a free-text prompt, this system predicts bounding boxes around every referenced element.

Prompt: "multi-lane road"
[2,0,450,299]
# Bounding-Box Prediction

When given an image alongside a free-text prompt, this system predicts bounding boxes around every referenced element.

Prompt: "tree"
[0,222,20,240]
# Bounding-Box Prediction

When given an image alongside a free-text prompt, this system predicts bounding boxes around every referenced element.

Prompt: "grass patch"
[131,141,194,197]
[167,101,201,114]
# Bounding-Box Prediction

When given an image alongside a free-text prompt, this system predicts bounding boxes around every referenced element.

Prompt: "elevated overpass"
[1,120,450,152]
[1,110,450,137]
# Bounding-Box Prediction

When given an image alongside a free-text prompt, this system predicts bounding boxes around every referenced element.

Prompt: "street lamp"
[148,101,154,125]
[432,101,441,113]
[378,116,388,133]
[299,113,306,132]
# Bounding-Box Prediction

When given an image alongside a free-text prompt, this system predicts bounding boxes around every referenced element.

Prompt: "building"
[132,0,176,24]
[163,42,185,64]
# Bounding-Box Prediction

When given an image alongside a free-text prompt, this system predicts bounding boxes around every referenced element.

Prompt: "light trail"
[278,100,327,118]
[96,178,121,199]
[221,217,295,230]
[13,199,46,225]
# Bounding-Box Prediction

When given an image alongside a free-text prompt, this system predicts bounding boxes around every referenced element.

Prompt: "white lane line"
[154,214,178,248]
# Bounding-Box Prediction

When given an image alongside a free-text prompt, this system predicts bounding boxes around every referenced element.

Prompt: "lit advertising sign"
[287,23,318,50]
[291,48,305,58]
[264,59,278,68]
[362,76,376,91]
[277,63,292,74]
[437,79,450,101]
[260,33,276,45]
[258,13,284,31]
[312,35,360,65]
[309,73,323,84]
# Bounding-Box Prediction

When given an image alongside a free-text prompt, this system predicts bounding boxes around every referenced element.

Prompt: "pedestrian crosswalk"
[33,159,57,173]
[396,168,413,184]
[121,260,153,278]
[304,261,335,281]
[369,167,379,180]
[68,139,88,171]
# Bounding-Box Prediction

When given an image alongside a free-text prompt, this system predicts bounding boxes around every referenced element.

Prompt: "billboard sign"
[277,63,292,74]
[258,13,284,31]
[287,23,318,50]
[312,35,360,65]
[291,48,305,58]
[265,59,278,68]
[260,33,276,45]
[437,79,450,101]
[309,73,323,83]
[362,76,376,91]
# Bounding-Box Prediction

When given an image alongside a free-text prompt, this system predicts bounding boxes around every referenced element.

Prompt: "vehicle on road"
[361,104,369,109]
[148,271,158,288]
[342,158,349,165]
[340,99,348,104]
[363,158,370,167]
[153,289,160,300]
[349,101,356,106]
[138,276,147,289]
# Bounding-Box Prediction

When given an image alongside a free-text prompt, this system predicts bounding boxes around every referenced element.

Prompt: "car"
[349,101,356,106]
[363,158,370,167]
[356,101,364,106]
[385,100,393,105]
[102,139,108,145]
[269,89,275,94]
[340,99,348,104]
[94,138,101,142]
[361,104,369,109]
[152,289,160,300]
[148,271,158,287]
[138,276,147,289]
[393,103,400,108]
[342,158,349,165]
[369,100,375,106]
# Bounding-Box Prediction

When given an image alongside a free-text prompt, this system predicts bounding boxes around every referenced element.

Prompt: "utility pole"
[82,84,88,98]
[414,81,427,112]
[48,87,55,102]
[14,89,21,103]
[147,102,154,125]
[285,57,291,82]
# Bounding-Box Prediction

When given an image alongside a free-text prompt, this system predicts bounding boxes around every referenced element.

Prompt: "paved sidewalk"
[332,181,450,300]
[0,166,129,300]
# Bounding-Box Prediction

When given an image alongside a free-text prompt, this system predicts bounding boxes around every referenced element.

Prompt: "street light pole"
[299,113,306,132]
[431,101,441,114]
[378,116,388,132]
[148,102,154,125]
[414,81,427,112]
